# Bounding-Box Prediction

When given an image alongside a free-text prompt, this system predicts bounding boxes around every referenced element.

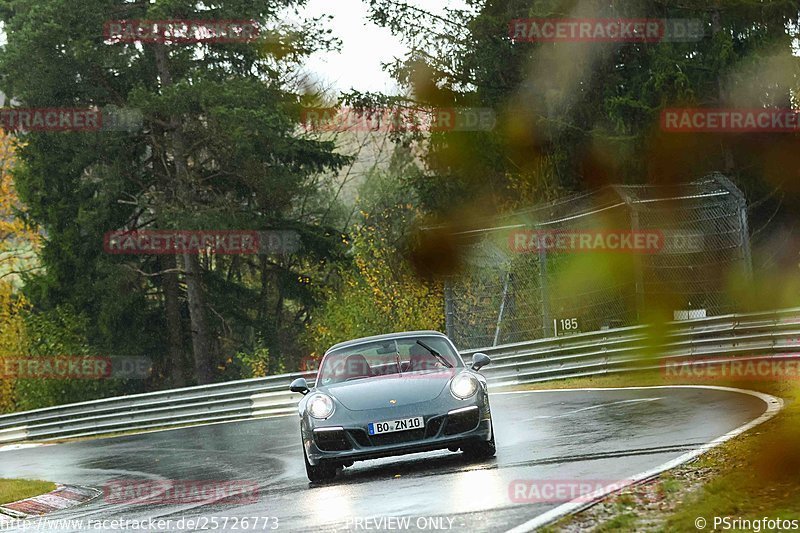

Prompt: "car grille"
[314,429,351,451]
[425,417,444,438]
[369,428,426,446]
[347,429,371,447]
[443,408,480,435]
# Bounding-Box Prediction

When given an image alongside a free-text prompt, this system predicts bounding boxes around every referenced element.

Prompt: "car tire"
[304,444,337,482]
[462,427,496,460]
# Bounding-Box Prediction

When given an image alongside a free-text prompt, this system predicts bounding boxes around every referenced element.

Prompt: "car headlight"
[307,393,335,419]
[450,373,479,400]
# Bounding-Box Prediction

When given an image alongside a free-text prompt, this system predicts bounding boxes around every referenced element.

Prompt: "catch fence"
[444,174,752,349]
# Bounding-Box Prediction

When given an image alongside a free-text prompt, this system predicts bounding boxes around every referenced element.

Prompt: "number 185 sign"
[554,318,579,336]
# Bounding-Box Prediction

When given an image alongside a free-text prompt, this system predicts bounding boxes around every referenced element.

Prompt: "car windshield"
[318,336,462,385]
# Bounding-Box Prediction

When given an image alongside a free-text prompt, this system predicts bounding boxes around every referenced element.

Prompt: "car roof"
[324,330,448,355]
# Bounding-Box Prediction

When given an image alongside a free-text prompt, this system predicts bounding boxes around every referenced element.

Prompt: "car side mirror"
[471,352,491,371]
[290,377,310,395]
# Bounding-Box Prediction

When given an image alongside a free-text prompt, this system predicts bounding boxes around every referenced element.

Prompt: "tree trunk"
[160,254,186,387]
[183,252,214,383]
[153,43,215,384]
[711,9,735,174]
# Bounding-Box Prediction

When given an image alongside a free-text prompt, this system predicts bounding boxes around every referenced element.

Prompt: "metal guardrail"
[1,307,798,444]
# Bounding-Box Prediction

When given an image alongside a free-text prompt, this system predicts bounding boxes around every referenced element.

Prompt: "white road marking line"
[503,385,783,533]
[524,397,662,420]
[0,442,48,453]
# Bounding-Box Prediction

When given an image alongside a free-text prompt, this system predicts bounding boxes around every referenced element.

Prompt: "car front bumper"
[302,401,493,465]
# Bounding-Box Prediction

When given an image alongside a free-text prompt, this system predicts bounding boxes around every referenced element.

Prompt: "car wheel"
[462,427,496,460]
[304,443,337,482]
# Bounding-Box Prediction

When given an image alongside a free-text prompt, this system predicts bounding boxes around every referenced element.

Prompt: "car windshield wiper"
[395,339,402,375]
[415,340,453,368]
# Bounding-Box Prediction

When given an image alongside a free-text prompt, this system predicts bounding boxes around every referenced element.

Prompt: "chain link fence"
[443,174,753,350]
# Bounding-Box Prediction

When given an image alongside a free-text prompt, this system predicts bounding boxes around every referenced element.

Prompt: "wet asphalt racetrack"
[0,386,770,532]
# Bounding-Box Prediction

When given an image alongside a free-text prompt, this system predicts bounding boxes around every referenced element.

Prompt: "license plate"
[368,416,424,435]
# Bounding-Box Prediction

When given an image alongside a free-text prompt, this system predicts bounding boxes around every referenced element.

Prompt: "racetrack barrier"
[0,306,798,444]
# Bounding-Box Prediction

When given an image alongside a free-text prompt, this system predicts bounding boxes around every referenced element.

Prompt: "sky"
[299,0,464,94]
[299,0,407,94]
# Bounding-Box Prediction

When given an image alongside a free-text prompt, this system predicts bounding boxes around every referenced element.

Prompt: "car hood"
[324,370,457,411]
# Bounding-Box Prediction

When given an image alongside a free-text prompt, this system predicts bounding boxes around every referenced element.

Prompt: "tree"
[362,0,800,217]
[0,280,26,413]
[0,0,351,385]
[305,144,444,357]
[0,131,40,287]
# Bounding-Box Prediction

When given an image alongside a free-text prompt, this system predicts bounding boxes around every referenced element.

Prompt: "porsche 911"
[290,330,495,481]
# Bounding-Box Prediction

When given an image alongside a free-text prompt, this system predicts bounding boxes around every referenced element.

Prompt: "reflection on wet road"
[0,387,769,532]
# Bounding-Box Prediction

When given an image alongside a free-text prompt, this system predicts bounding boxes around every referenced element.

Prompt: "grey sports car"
[290,330,495,482]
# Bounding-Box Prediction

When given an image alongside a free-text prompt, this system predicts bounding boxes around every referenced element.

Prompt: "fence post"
[738,204,753,282]
[445,279,455,339]
[714,173,754,294]
[630,208,646,322]
[493,271,511,346]
[539,246,553,337]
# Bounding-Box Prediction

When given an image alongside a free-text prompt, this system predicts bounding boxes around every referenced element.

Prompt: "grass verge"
[0,479,56,506]
[516,371,800,532]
